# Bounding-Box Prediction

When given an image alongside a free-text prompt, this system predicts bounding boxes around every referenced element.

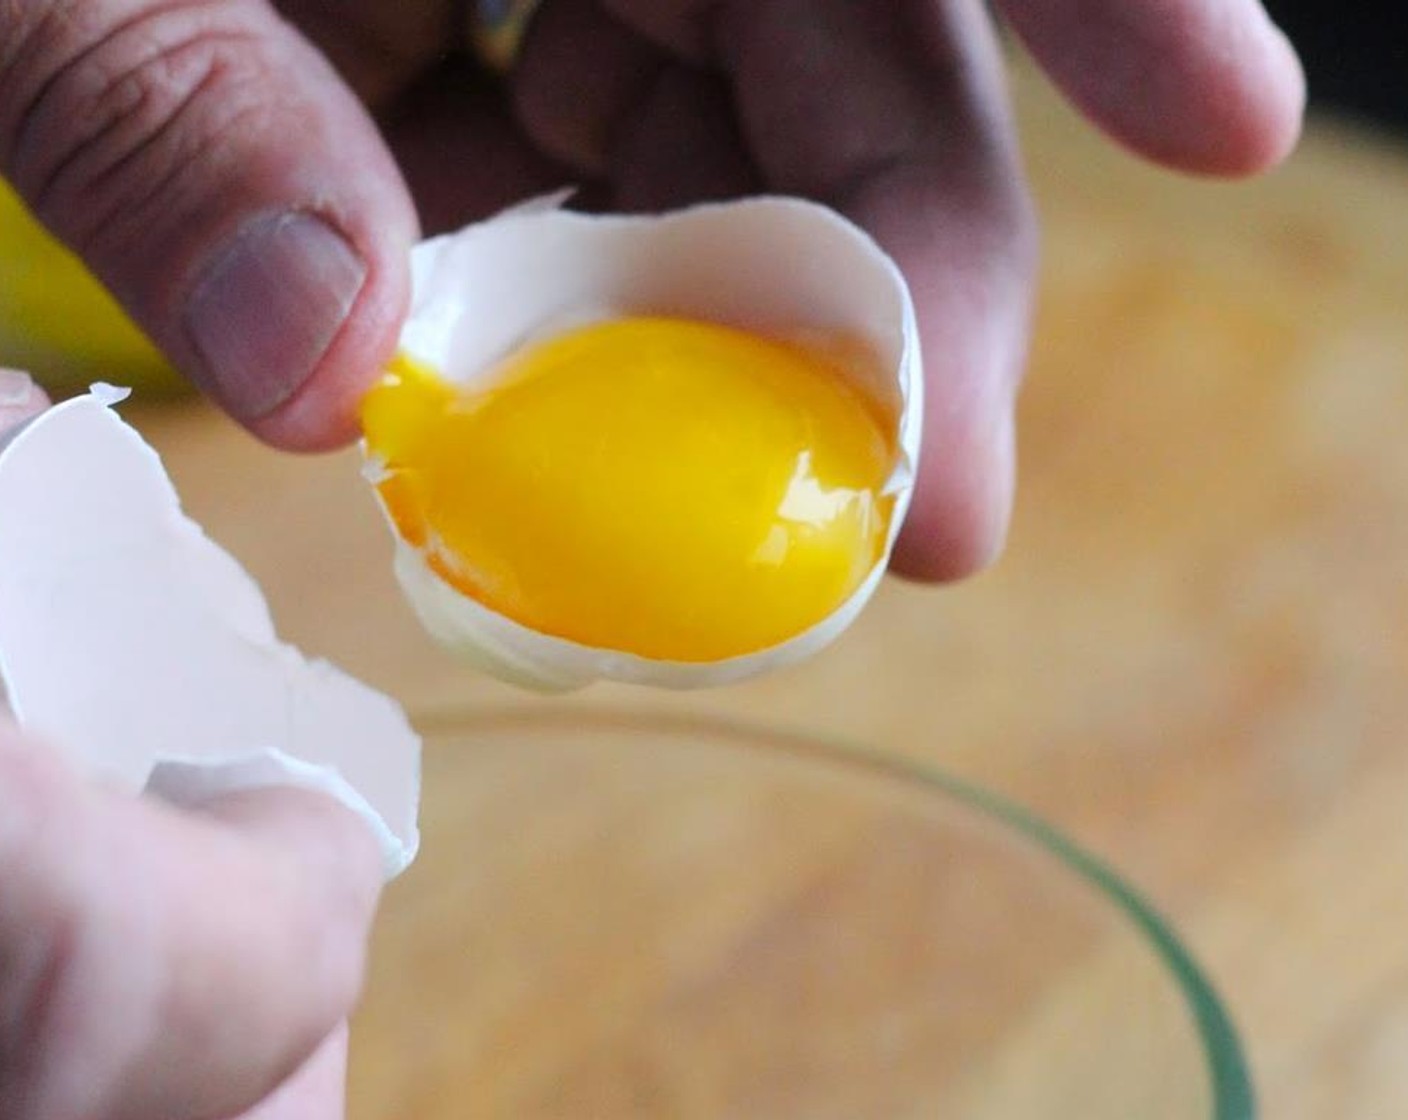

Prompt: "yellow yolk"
[360,317,896,662]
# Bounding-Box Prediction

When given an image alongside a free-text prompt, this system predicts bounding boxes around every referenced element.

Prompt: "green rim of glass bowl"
[416,705,1256,1120]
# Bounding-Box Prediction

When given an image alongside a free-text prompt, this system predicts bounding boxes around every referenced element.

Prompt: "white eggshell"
[0,387,420,878]
[369,196,923,691]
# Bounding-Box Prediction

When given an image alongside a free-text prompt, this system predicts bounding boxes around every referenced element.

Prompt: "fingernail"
[0,369,34,406]
[185,212,367,423]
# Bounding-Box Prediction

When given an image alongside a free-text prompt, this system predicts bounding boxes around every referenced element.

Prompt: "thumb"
[0,723,383,1120]
[0,0,419,450]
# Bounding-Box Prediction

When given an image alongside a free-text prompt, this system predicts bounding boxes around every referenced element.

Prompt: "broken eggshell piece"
[367,196,923,691]
[0,386,420,879]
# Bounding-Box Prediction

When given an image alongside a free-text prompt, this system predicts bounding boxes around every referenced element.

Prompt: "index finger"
[998,0,1304,175]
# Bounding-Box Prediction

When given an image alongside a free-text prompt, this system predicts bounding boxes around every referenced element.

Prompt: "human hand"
[0,385,382,1118]
[0,731,381,1120]
[0,0,1304,578]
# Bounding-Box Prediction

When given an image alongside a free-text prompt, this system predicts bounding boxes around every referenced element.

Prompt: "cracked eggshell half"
[0,386,421,879]
[365,196,923,692]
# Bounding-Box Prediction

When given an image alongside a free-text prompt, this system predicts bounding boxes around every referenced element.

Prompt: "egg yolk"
[360,316,895,662]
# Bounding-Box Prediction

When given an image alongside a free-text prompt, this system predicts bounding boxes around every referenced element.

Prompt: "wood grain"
[124,61,1408,1117]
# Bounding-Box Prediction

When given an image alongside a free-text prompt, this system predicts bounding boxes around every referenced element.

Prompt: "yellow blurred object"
[0,179,185,397]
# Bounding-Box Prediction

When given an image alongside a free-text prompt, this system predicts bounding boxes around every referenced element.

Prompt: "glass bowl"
[350,708,1252,1119]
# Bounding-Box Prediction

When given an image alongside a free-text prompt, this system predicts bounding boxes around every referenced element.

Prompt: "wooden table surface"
[123,65,1408,1117]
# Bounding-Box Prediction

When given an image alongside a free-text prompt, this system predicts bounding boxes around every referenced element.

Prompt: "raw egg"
[363,197,921,690]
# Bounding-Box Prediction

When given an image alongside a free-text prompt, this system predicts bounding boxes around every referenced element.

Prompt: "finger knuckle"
[0,2,270,261]
[994,172,1039,285]
[300,845,378,1020]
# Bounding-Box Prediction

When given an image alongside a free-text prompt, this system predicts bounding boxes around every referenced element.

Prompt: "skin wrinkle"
[19,24,265,224]
[9,9,283,238]
[69,61,271,269]
[2,3,284,303]
[2,0,205,175]
[34,43,224,251]
[0,1,79,141]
